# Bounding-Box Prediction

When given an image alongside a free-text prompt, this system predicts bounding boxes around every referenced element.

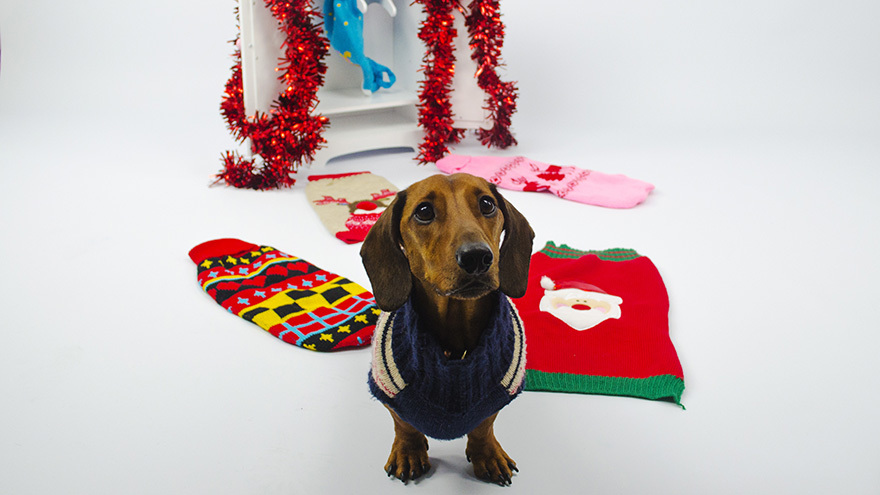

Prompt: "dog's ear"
[360,191,412,311]
[491,185,534,298]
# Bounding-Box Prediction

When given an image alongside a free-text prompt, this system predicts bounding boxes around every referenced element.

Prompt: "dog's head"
[361,173,534,311]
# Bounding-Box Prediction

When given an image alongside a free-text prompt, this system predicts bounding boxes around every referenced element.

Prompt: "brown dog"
[361,173,534,485]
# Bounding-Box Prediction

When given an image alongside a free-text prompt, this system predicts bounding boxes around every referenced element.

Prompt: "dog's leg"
[384,406,431,482]
[466,413,518,486]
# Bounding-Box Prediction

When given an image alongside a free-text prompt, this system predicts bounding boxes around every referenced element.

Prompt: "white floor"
[2,1,879,494]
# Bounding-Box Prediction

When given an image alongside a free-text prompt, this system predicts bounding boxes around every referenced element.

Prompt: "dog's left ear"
[491,185,534,298]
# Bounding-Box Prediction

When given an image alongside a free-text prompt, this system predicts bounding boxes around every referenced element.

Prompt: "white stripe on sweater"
[371,311,406,397]
[501,296,527,395]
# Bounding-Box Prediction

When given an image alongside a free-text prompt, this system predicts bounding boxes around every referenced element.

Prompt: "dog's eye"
[479,196,497,217]
[414,202,435,224]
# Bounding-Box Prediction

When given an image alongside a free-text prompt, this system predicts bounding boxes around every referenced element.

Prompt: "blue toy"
[324,0,397,93]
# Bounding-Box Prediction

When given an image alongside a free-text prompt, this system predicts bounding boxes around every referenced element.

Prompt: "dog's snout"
[456,243,494,276]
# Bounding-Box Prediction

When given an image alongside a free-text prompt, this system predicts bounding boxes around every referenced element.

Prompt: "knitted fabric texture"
[369,291,526,440]
[305,172,398,244]
[435,154,654,208]
[513,242,685,406]
[190,238,378,351]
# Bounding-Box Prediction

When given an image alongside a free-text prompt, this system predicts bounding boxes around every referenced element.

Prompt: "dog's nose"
[456,243,494,276]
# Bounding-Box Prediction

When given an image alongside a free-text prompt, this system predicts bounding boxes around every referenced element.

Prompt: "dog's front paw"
[466,438,518,486]
[385,436,431,483]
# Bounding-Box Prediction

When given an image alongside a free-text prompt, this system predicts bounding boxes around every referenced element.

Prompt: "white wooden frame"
[239,0,489,167]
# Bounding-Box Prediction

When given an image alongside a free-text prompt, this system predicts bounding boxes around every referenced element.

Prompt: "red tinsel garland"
[465,0,518,149]
[415,0,465,164]
[218,0,517,185]
[415,0,518,163]
[218,1,329,190]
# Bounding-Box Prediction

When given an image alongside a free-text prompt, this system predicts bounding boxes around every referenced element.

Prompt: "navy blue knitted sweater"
[368,291,526,440]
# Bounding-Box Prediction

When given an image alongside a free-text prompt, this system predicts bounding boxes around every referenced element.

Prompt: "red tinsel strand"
[415,0,465,164]
[217,0,329,189]
[465,0,517,149]
[217,151,290,190]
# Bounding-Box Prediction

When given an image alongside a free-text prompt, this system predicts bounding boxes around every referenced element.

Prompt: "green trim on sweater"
[539,241,641,262]
[525,370,685,408]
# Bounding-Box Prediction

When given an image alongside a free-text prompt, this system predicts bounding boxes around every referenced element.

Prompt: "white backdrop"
[1,1,879,494]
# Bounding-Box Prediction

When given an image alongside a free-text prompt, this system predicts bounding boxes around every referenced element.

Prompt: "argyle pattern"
[194,242,378,351]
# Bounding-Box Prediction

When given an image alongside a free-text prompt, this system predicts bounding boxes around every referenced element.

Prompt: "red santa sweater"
[513,242,684,407]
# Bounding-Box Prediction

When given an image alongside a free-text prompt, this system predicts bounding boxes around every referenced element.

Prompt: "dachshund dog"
[361,173,534,485]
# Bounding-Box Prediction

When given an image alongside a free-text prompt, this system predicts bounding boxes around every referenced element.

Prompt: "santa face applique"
[538,276,623,331]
